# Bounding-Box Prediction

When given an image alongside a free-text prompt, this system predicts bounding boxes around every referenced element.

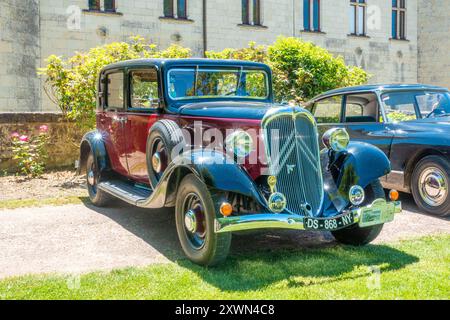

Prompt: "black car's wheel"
[331,179,385,246]
[411,155,450,217]
[86,153,111,207]
[147,120,184,189]
[175,174,232,266]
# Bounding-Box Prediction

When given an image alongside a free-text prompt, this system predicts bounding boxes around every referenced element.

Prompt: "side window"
[344,93,380,123]
[106,72,124,109]
[382,92,418,122]
[313,96,342,124]
[130,69,159,109]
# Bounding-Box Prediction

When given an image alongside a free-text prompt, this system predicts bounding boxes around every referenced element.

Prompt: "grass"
[0,235,448,300]
[0,197,89,210]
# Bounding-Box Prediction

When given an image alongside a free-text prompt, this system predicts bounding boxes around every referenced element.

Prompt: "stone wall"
[0,0,41,112]
[418,0,450,89]
[0,113,84,172]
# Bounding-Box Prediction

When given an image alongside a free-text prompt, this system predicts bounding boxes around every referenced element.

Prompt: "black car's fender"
[78,130,109,175]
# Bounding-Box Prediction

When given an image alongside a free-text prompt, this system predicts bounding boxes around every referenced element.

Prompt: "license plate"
[359,208,383,227]
[304,212,354,231]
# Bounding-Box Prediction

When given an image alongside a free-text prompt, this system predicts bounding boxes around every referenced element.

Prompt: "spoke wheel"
[182,193,207,250]
[175,174,232,266]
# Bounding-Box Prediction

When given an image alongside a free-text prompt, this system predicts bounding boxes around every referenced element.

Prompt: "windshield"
[167,68,269,100]
[382,91,450,121]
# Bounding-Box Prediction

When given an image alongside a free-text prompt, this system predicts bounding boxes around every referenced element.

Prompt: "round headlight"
[322,128,350,152]
[225,130,254,158]
[349,185,365,206]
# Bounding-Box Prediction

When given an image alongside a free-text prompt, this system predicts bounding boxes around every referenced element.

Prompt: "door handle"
[112,116,128,124]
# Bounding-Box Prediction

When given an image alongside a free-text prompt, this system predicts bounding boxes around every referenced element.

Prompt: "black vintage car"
[307,84,450,216]
[78,59,401,266]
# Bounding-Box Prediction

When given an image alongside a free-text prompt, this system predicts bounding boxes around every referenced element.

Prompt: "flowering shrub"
[10,125,50,177]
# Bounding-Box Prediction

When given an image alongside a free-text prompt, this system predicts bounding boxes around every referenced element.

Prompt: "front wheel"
[331,180,385,246]
[175,174,232,266]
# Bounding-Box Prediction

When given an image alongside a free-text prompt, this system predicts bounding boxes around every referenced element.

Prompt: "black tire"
[411,155,450,217]
[86,153,112,207]
[331,179,385,246]
[147,120,184,189]
[175,174,232,266]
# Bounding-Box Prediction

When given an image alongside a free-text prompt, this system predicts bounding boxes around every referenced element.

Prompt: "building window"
[392,0,407,39]
[349,0,366,36]
[88,0,116,12]
[104,0,116,12]
[303,0,320,31]
[89,0,100,10]
[164,0,188,19]
[242,0,262,26]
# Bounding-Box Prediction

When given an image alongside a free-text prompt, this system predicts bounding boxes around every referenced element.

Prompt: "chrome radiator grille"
[262,108,323,216]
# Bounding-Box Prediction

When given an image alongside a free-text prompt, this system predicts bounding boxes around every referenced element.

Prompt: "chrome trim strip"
[215,200,401,233]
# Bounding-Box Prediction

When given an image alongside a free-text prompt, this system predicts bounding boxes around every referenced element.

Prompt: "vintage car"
[307,85,450,216]
[78,59,401,266]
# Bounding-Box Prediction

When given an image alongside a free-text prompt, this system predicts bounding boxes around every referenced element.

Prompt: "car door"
[98,69,129,177]
[342,92,394,158]
[123,67,161,184]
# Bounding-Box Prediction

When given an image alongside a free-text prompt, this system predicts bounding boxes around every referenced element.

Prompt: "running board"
[98,180,152,206]
[97,179,168,209]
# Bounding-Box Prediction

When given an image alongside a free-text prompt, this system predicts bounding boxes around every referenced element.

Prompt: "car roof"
[310,84,449,102]
[102,58,270,72]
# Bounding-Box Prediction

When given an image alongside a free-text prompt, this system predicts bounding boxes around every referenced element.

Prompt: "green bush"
[41,36,368,129]
[207,37,368,103]
[40,36,192,130]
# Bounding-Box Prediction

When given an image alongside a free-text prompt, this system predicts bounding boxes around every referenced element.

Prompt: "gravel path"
[0,194,448,279]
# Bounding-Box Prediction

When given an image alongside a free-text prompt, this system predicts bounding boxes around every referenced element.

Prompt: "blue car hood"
[178,101,275,120]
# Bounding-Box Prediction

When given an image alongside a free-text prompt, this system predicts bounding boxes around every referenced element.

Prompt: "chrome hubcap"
[419,167,448,207]
[184,210,197,233]
[152,152,162,173]
[87,170,95,186]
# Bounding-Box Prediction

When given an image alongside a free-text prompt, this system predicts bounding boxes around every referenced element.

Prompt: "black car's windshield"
[381,91,450,121]
[167,68,268,100]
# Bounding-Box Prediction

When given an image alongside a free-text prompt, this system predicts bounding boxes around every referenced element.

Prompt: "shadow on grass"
[83,200,419,292]
[178,244,419,292]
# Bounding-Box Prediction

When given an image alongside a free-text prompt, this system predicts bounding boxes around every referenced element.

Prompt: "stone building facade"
[0,0,448,112]
[418,0,450,89]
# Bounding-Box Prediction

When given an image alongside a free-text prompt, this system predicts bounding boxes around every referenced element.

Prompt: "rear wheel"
[331,180,385,246]
[411,155,450,217]
[86,153,111,207]
[175,174,231,266]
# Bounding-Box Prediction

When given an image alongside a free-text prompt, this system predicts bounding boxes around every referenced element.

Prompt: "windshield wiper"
[434,113,450,118]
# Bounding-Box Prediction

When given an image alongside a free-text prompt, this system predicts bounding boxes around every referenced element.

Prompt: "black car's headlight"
[322,128,350,152]
[225,130,254,158]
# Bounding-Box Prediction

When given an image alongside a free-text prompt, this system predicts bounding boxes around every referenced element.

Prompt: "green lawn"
[1,235,449,300]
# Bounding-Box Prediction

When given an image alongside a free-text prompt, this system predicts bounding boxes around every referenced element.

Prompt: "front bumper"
[215,199,401,233]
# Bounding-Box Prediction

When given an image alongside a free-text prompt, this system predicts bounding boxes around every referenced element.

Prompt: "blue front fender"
[339,141,391,188]
[164,150,267,207]
[78,130,109,174]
